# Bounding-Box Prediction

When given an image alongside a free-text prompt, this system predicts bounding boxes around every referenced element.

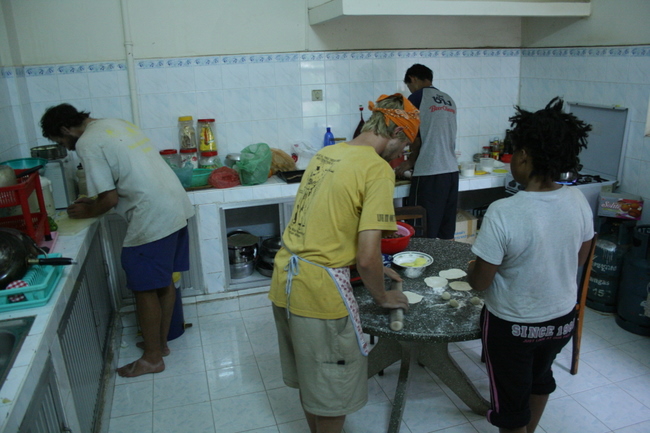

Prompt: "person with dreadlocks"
[466,97,594,433]
[268,93,419,433]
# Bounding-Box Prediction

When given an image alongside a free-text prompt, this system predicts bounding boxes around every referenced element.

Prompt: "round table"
[354,238,490,433]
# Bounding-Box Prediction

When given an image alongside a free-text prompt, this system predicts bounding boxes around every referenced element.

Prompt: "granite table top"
[355,238,483,343]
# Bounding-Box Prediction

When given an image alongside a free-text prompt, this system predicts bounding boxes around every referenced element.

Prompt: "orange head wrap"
[368,93,420,143]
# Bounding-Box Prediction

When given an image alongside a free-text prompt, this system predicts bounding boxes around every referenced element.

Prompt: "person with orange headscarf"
[396,63,459,239]
[268,93,418,433]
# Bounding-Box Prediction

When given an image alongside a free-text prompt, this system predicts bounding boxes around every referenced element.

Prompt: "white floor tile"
[580,347,650,382]
[266,386,304,425]
[572,384,650,431]
[538,395,610,433]
[153,371,210,410]
[211,391,276,433]
[206,362,265,400]
[104,300,650,433]
[617,373,650,407]
[108,412,153,433]
[152,401,215,433]
[111,380,154,418]
[203,339,257,370]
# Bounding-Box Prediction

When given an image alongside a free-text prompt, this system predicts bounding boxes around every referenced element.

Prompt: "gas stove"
[556,173,611,186]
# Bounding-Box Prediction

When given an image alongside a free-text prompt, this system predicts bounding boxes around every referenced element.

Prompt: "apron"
[283,250,369,356]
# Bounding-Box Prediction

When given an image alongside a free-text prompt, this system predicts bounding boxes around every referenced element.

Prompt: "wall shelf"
[309,0,591,25]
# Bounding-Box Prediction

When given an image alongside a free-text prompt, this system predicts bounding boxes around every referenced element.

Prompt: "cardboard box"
[455,209,478,244]
[598,192,644,220]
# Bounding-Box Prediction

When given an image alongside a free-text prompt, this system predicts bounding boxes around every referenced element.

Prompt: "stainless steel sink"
[0,316,35,390]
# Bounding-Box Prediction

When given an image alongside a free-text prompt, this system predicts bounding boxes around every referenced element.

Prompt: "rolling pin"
[389,280,404,331]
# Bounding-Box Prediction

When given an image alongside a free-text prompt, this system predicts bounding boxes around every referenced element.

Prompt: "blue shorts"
[481,306,575,430]
[121,226,190,292]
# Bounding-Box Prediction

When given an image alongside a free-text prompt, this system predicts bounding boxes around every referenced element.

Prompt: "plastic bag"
[172,162,193,188]
[291,142,318,170]
[236,143,272,186]
[208,166,241,189]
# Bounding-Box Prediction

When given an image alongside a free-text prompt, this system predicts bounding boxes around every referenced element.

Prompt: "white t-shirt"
[76,119,194,247]
[471,186,593,323]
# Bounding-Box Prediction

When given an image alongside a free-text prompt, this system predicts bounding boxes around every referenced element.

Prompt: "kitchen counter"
[183,172,507,296]
[0,222,101,433]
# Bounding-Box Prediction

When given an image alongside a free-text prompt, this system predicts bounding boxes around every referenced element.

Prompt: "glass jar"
[199,151,221,169]
[178,116,196,149]
[180,147,199,168]
[160,149,181,168]
[197,118,217,152]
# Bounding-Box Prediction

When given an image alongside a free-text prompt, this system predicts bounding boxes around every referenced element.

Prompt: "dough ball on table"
[470,296,481,305]
[403,291,423,304]
[448,299,459,308]
[439,268,467,279]
[441,291,451,300]
[449,281,472,292]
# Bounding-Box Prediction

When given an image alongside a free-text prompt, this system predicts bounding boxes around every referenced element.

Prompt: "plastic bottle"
[353,105,365,139]
[180,148,199,169]
[178,116,196,149]
[160,149,181,168]
[323,127,335,147]
[76,164,88,197]
[197,119,217,152]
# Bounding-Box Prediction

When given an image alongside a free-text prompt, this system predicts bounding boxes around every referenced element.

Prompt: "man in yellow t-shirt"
[269,94,420,433]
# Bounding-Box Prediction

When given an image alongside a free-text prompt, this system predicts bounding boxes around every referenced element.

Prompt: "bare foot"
[117,357,165,377]
[136,341,170,357]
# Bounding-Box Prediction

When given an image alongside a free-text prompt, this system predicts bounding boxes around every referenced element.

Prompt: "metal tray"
[277,170,305,184]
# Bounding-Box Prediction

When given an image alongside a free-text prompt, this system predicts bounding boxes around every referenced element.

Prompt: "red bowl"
[381,221,415,254]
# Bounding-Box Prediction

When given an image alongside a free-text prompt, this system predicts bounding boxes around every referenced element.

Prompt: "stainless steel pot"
[259,236,282,265]
[227,231,258,267]
[30,144,67,160]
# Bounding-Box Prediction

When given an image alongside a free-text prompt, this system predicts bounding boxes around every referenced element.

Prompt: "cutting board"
[54,212,98,236]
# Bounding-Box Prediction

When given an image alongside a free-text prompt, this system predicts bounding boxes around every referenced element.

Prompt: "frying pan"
[0,231,75,290]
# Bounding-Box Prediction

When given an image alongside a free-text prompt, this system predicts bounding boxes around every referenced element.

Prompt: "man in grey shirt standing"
[396,63,459,239]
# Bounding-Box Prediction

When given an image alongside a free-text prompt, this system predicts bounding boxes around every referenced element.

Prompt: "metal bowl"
[392,251,434,278]
[30,144,67,160]
[225,153,241,168]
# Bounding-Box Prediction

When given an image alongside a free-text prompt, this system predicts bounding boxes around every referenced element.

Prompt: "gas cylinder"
[616,225,650,336]
[586,217,635,312]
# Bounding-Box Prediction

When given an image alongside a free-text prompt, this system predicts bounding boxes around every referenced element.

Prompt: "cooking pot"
[0,231,75,290]
[259,236,282,266]
[30,144,68,160]
[227,231,259,264]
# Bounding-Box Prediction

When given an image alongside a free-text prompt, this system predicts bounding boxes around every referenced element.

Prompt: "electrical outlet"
[312,89,323,101]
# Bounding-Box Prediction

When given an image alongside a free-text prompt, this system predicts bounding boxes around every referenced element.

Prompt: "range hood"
[309,0,591,25]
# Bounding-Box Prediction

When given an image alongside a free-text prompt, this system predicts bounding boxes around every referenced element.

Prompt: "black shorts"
[407,172,458,239]
[481,306,575,429]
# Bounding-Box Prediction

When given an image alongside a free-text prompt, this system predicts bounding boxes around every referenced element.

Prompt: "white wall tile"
[274,61,301,86]
[194,64,223,90]
[59,73,91,100]
[300,61,325,85]
[222,64,250,89]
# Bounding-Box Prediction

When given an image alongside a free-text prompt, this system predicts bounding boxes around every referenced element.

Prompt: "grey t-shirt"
[408,87,458,176]
[471,186,594,323]
[77,119,194,247]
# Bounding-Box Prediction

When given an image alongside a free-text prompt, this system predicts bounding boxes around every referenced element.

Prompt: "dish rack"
[0,169,51,244]
[0,253,63,312]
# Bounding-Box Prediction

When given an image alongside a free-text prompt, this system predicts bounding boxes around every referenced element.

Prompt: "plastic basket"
[0,253,63,312]
[0,169,50,244]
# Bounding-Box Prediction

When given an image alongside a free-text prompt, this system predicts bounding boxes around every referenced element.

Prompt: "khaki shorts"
[272,304,368,417]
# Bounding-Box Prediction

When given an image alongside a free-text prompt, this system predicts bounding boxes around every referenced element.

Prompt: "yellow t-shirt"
[268,143,397,319]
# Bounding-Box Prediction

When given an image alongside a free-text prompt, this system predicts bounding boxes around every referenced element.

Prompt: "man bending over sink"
[40,104,194,378]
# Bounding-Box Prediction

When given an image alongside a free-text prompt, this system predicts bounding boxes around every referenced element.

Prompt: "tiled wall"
[0,49,521,165]
[520,46,650,224]
[1,46,648,223]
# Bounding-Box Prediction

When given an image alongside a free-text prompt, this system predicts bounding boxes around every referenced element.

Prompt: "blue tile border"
[522,45,650,57]
[2,46,649,79]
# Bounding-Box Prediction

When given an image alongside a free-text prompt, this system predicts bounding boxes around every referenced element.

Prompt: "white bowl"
[392,251,434,278]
